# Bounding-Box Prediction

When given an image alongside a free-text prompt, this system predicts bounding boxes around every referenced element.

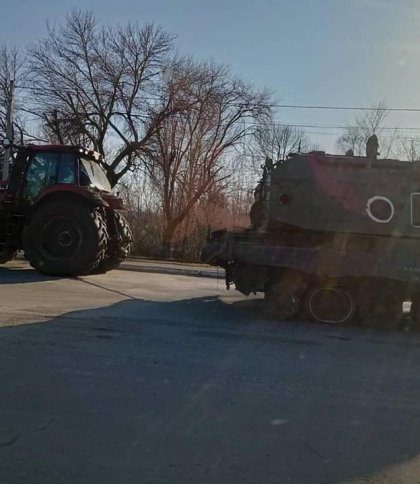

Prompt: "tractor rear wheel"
[23,200,107,276]
[0,249,17,264]
[91,211,133,274]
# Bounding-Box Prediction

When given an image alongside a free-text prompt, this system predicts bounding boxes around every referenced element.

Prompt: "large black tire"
[0,249,17,264]
[23,200,107,276]
[91,211,133,274]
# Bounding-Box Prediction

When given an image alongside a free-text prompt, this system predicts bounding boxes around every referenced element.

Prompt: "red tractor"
[0,144,133,276]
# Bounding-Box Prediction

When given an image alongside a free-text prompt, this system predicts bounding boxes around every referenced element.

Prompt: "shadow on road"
[1,294,420,483]
[0,265,62,284]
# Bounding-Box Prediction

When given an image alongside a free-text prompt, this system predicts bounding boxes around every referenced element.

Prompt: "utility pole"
[2,79,15,181]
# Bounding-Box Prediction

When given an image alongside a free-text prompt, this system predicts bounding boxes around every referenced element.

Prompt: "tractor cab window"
[57,153,77,184]
[24,152,59,202]
[79,162,91,187]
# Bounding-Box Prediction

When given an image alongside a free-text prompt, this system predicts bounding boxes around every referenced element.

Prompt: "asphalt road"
[1,261,420,484]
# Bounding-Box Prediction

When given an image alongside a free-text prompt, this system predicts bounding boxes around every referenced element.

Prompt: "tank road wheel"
[410,295,420,328]
[264,270,306,321]
[304,284,356,325]
[265,285,300,321]
[90,211,133,274]
[23,200,107,276]
[358,289,402,328]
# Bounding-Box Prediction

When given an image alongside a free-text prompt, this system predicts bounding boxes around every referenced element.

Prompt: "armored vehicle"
[203,150,420,326]
[0,144,132,276]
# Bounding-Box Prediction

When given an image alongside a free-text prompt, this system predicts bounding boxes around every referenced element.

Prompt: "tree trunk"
[160,220,178,259]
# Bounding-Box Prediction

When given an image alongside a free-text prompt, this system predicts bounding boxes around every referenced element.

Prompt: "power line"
[13,97,420,140]
[25,110,420,137]
[14,85,420,114]
[269,104,420,113]
[250,122,420,131]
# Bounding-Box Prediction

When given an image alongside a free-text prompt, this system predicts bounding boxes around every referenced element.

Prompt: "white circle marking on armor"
[309,287,353,324]
[365,196,395,224]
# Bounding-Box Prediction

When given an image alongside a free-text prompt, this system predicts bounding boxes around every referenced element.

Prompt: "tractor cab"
[5,145,114,208]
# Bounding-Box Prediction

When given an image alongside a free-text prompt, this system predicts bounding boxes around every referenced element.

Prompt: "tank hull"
[203,151,420,326]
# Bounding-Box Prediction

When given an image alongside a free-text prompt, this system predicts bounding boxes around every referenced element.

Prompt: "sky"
[1,0,420,151]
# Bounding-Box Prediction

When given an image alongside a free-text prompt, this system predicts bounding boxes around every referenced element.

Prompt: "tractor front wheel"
[91,211,133,274]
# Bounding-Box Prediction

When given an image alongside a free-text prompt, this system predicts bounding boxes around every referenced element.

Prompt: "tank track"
[203,231,420,329]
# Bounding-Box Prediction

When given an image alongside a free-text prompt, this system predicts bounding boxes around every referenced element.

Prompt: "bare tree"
[254,119,310,163]
[394,136,420,162]
[336,101,397,158]
[142,60,271,255]
[27,10,178,186]
[0,45,27,145]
